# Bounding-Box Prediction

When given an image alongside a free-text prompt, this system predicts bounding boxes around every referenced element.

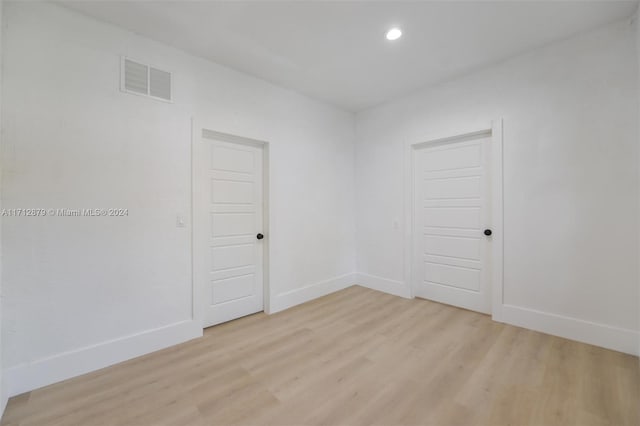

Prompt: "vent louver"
[124,59,148,95]
[121,57,172,102]
[149,67,171,100]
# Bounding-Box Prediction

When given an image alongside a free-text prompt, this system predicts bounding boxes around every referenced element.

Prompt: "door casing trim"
[403,119,504,321]
[191,119,271,330]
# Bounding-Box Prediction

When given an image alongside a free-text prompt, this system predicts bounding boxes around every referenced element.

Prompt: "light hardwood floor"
[2,286,639,426]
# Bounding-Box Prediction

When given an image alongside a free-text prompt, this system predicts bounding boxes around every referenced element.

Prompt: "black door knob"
[484,229,492,236]
[256,233,264,240]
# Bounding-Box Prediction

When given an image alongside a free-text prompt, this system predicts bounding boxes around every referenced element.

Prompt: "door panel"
[211,145,254,172]
[424,235,481,260]
[420,143,481,170]
[424,262,480,291]
[211,180,254,204]
[196,135,264,327]
[423,176,480,199]
[212,274,255,304]
[211,245,254,271]
[413,137,491,314]
[423,207,480,229]
[211,213,254,237]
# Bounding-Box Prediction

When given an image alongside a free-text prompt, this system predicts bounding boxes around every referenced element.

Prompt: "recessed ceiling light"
[386,28,402,41]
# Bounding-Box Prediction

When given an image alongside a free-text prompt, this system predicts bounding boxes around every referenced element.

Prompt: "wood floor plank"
[2,286,638,426]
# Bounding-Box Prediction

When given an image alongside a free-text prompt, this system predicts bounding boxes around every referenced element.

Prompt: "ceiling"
[60,1,638,112]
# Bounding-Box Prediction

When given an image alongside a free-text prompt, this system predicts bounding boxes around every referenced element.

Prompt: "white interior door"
[195,132,265,328]
[412,136,492,314]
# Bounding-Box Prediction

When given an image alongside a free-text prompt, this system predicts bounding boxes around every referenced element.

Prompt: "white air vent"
[121,57,172,102]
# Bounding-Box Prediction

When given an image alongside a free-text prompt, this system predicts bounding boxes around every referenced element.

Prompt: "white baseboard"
[0,389,7,421]
[501,304,639,356]
[5,288,635,404]
[5,319,202,397]
[270,273,356,313]
[355,273,412,298]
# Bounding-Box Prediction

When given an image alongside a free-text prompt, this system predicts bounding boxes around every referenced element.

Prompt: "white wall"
[1,2,355,395]
[0,0,5,416]
[355,18,640,355]
[636,6,640,359]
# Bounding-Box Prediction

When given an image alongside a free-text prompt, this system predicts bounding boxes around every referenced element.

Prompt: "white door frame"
[403,119,504,321]
[191,119,271,329]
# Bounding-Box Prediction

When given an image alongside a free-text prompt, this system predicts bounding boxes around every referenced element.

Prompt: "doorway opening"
[406,121,503,319]
[192,124,270,328]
